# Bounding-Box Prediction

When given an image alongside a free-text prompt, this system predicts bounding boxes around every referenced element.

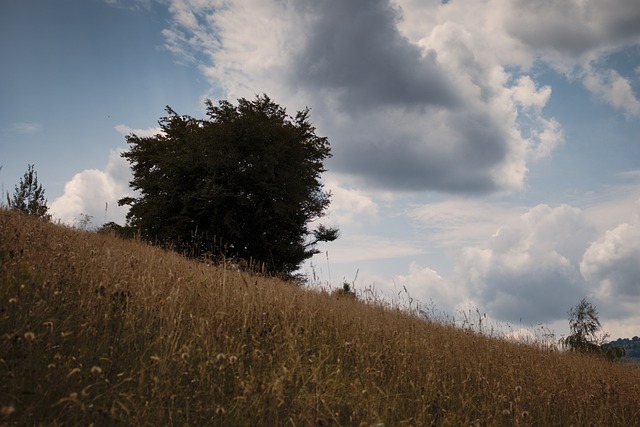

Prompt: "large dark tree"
[9,164,51,219]
[119,95,338,275]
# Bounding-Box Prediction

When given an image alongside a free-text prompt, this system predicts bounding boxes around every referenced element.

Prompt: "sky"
[2,0,640,340]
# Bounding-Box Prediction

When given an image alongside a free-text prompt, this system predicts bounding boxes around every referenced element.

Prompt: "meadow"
[1,208,639,426]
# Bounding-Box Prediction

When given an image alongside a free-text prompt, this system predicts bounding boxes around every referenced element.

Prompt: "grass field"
[1,208,639,426]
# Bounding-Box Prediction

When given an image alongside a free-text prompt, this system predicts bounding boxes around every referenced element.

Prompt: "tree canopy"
[561,298,607,354]
[9,164,51,219]
[119,95,338,275]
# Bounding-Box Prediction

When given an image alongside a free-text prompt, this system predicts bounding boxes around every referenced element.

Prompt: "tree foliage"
[119,95,338,275]
[9,164,51,219]
[561,298,608,354]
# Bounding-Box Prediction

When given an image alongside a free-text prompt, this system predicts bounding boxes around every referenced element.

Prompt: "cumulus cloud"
[394,262,462,315]
[455,204,597,324]
[582,67,640,117]
[161,0,567,195]
[50,149,132,227]
[581,205,640,317]
[323,177,380,228]
[486,0,640,116]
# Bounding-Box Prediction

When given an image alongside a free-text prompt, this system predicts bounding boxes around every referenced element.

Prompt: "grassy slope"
[1,209,639,426]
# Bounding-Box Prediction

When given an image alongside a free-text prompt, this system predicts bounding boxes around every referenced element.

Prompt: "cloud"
[50,149,132,227]
[4,122,41,134]
[114,124,163,138]
[394,262,462,315]
[162,0,563,195]
[323,235,426,265]
[292,0,459,112]
[488,0,640,63]
[582,66,640,117]
[455,204,597,324]
[407,198,527,248]
[581,204,640,317]
[323,177,380,228]
[487,0,640,115]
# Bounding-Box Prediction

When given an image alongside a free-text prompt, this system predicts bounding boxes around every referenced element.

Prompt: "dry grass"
[1,209,639,426]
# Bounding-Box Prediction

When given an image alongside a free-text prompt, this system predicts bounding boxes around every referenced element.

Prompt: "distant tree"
[119,94,338,275]
[561,298,608,354]
[9,164,51,219]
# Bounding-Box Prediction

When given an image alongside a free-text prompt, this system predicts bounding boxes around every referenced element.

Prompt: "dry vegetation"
[1,209,639,426]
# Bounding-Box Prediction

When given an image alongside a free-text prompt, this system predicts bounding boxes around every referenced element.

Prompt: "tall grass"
[1,209,639,426]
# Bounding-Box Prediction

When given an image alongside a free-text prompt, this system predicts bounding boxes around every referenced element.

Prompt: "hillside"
[1,209,640,426]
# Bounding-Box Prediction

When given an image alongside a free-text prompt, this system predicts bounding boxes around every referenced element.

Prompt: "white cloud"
[455,204,597,324]
[530,117,563,160]
[50,149,132,227]
[114,124,163,138]
[393,262,462,315]
[583,67,640,117]
[4,122,41,134]
[323,178,380,228]
[581,205,640,317]
[512,76,552,110]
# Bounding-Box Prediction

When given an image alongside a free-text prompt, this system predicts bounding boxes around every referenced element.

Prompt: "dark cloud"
[504,0,640,58]
[327,109,509,193]
[292,0,459,113]
[482,269,584,324]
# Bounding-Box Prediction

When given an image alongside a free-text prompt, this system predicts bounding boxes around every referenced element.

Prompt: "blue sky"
[2,0,640,340]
